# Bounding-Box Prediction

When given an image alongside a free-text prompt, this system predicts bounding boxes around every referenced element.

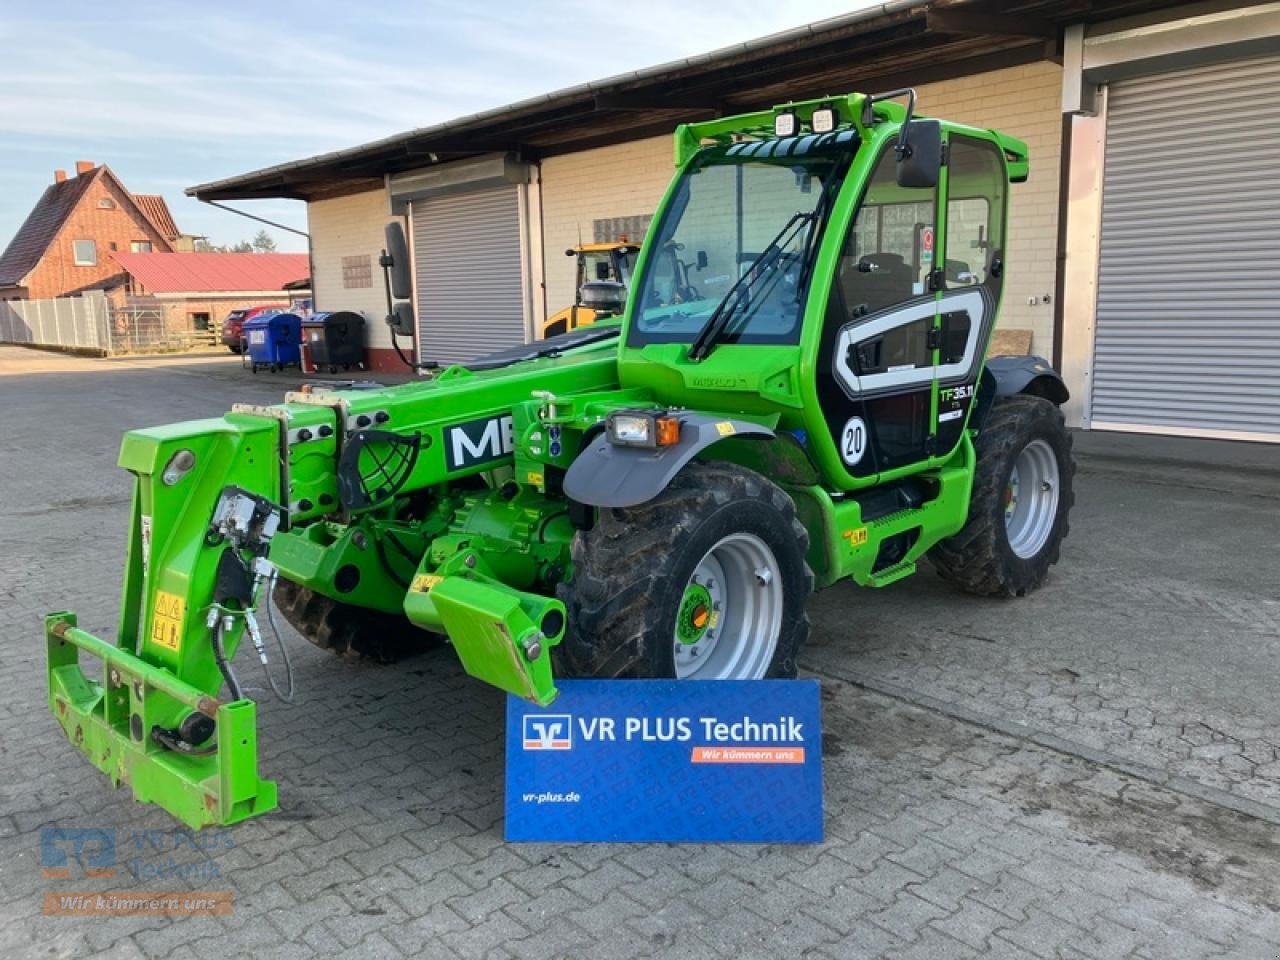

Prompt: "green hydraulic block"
[46,613,277,829]
[425,578,564,706]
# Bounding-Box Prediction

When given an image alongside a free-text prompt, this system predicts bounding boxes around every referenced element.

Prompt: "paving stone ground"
[1,346,1277,959]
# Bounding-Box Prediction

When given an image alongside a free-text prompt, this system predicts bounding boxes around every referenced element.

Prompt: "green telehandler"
[46,89,1074,828]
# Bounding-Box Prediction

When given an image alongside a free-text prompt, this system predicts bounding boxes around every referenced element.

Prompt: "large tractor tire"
[557,461,813,680]
[928,394,1075,597]
[272,578,430,663]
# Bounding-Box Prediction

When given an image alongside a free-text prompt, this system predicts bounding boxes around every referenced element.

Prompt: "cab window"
[944,136,1006,286]
[835,142,938,318]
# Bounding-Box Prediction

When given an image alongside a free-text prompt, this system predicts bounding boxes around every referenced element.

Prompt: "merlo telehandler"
[46,89,1074,828]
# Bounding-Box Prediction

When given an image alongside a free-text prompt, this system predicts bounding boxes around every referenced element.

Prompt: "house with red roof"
[0,162,184,300]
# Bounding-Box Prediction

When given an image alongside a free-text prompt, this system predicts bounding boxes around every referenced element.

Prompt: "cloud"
[0,0,868,247]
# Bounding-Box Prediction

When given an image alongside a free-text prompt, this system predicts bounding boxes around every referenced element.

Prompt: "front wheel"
[928,394,1075,596]
[557,461,813,680]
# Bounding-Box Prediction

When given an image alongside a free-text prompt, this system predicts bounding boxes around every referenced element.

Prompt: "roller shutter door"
[1091,54,1280,440]
[412,186,525,363]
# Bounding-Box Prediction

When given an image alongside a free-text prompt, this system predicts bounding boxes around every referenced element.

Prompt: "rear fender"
[986,355,1069,404]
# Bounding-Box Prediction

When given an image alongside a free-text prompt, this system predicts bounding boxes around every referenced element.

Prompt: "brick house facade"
[0,163,176,301]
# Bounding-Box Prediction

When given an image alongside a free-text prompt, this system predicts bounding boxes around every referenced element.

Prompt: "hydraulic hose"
[262,572,296,703]
[392,331,440,373]
[211,618,244,702]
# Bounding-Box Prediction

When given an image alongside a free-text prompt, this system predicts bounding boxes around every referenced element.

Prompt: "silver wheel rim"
[1004,438,1060,559]
[673,532,783,679]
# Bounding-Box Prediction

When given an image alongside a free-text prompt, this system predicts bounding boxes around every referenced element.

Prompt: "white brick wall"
[307,188,393,350]
[540,137,674,312]
[914,61,1063,354]
[538,60,1063,354]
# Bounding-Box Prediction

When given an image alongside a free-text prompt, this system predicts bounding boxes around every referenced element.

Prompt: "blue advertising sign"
[505,679,822,843]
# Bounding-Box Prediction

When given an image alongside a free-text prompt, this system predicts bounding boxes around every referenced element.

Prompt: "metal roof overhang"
[187,0,1190,203]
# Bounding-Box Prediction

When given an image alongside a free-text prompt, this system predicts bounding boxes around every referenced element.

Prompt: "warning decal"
[150,591,185,653]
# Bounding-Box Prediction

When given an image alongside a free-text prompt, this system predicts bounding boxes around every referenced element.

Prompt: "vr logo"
[40,827,116,879]
[523,714,572,750]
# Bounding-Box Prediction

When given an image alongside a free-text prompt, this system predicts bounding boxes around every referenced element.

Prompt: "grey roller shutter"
[1091,54,1280,440]
[412,187,525,364]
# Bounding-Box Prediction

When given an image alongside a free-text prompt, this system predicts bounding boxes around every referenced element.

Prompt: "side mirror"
[897,119,941,189]
[384,222,413,300]
[387,301,415,336]
[696,250,709,271]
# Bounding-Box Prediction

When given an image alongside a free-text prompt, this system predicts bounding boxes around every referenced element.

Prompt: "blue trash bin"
[243,312,302,373]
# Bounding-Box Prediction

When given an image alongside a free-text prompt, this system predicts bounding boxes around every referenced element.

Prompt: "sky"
[0,0,876,254]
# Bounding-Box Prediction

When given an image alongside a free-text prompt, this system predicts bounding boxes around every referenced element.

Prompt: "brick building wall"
[307,188,401,371]
[912,61,1063,355]
[27,169,172,300]
[540,138,676,313]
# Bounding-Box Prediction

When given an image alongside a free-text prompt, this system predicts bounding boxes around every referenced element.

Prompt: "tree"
[251,230,277,253]
[195,231,278,253]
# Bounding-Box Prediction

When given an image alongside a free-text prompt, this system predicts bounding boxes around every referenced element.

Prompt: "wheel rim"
[1003,438,1060,559]
[673,532,783,679]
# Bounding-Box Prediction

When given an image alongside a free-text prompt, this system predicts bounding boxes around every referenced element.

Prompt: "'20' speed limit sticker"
[840,416,868,466]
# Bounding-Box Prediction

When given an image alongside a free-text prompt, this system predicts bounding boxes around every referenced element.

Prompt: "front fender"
[563,414,773,508]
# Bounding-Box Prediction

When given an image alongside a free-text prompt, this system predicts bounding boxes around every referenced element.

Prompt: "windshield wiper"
[687,211,811,362]
[795,169,843,299]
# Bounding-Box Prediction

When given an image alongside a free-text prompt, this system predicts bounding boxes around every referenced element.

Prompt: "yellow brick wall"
[307,189,393,350]
[538,61,1063,354]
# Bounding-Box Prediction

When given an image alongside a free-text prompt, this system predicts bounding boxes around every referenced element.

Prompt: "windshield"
[580,249,639,289]
[629,138,855,347]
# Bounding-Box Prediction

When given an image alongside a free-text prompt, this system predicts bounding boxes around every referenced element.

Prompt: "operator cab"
[617,90,1023,491]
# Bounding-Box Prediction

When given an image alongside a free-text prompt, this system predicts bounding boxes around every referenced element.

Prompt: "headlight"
[773,111,798,138]
[606,411,681,448]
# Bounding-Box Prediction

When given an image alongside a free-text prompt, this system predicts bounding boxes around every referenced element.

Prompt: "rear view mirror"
[696,250,709,270]
[384,222,413,300]
[388,301,415,337]
[897,119,941,189]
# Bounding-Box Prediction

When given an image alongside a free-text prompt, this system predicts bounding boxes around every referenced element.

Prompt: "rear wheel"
[272,578,431,662]
[928,394,1074,596]
[557,461,812,679]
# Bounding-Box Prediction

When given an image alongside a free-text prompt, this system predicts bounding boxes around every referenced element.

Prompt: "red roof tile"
[132,195,180,239]
[111,252,310,293]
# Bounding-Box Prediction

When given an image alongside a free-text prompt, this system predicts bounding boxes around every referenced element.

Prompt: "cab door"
[816,139,943,480]
[931,133,1008,457]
